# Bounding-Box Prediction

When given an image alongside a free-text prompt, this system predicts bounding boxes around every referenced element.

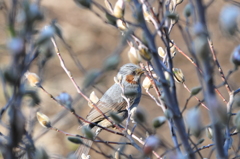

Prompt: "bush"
[0,0,240,159]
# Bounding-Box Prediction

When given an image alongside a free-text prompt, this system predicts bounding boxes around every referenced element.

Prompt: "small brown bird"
[76,63,144,158]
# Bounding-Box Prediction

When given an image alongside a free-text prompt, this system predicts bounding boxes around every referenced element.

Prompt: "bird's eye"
[132,71,136,75]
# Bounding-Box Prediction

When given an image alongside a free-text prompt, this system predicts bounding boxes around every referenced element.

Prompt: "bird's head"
[117,63,144,85]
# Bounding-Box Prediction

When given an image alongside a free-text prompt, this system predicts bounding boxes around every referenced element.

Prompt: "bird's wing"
[86,100,126,123]
[86,96,136,123]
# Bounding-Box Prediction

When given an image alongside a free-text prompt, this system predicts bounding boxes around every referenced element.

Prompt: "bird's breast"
[125,74,138,84]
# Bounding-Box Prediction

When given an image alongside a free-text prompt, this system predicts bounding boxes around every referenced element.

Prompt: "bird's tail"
[75,127,101,159]
[75,138,93,159]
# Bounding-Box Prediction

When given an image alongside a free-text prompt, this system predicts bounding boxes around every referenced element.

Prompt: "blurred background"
[0,0,240,158]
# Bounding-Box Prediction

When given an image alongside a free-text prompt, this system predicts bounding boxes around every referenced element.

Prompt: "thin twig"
[52,126,132,158]
[146,89,165,111]
[188,137,203,159]
[208,39,232,94]
[181,96,192,113]
[182,83,208,110]
[193,0,227,157]
[174,43,228,104]
[131,133,162,159]
[53,127,131,145]
[140,62,167,111]
[51,37,122,131]
[51,126,112,158]
[195,132,240,152]
[38,85,125,137]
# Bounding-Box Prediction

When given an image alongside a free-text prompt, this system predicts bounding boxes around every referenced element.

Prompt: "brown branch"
[50,37,122,131]
[38,85,125,137]
[174,43,228,104]
[208,39,232,94]
[51,127,130,145]
[182,83,209,110]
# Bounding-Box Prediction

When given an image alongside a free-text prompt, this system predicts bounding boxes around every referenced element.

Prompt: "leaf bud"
[67,136,83,144]
[185,108,203,138]
[164,109,173,120]
[206,127,213,139]
[164,71,171,85]
[143,135,160,155]
[231,45,240,66]
[81,154,91,159]
[133,108,146,123]
[82,69,101,88]
[142,5,152,22]
[36,112,51,128]
[103,55,120,71]
[158,47,165,58]
[193,35,210,60]
[142,74,157,90]
[139,46,152,61]
[170,45,176,57]
[25,71,40,87]
[166,12,179,21]
[116,19,128,30]
[172,68,185,83]
[152,116,166,128]
[82,126,94,140]
[8,37,24,55]
[113,0,125,19]
[142,76,152,91]
[56,92,73,109]
[219,5,240,36]
[197,138,205,145]
[128,46,142,64]
[177,0,183,4]
[104,0,113,13]
[29,3,43,21]
[193,22,208,36]
[190,86,202,96]
[36,26,55,45]
[110,112,124,124]
[184,3,192,18]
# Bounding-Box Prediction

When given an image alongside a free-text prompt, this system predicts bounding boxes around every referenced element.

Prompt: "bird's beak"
[136,68,144,75]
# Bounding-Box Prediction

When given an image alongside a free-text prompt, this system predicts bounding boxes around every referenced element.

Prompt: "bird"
[75,63,144,158]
